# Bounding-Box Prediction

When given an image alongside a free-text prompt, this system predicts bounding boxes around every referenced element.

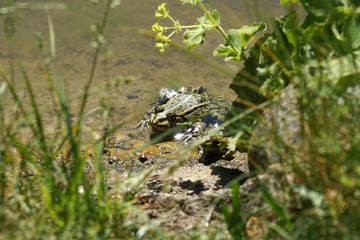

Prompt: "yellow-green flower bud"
[155,11,163,20]
[163,10,169,18]
[155,42,164,49]
[152,23,164,33]
[155,34,169,43]
[157,3,166,13]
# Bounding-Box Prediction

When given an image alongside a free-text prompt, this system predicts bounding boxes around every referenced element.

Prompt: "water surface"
[0,0,284,141]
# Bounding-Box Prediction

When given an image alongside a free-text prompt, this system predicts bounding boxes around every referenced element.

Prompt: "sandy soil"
[105,135,248,234]
[103,133,293,238]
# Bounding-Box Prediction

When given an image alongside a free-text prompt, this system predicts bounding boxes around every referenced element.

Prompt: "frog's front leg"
[174,121,207,142]
[135,119,150,131]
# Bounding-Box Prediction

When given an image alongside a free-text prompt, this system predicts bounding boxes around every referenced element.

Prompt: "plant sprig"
[152,2,266,61]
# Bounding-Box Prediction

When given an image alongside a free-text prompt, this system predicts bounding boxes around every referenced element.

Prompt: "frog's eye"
[167,112,177,122]
[154,106,164,113]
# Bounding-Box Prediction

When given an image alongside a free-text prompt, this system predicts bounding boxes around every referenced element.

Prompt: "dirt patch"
[105,136,248,233]
[102,131,298,239]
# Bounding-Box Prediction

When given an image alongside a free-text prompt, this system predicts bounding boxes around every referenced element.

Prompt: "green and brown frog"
[137,86,231,142]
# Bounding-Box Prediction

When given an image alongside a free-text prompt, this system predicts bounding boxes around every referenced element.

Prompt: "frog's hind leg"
[192,86,207,94]
[189,121,207,138]
[180,86,207,94]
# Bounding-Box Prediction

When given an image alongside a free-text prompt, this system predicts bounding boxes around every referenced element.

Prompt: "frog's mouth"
[149,112,171,133]
[149,116,188,133]
[150,123,170,133]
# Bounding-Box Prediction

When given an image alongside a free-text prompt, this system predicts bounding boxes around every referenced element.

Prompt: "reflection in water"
[0,0,283,141]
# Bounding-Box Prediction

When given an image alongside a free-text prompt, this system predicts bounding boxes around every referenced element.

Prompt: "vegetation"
[0,0,159,238]
[154,0,360,238]
[0,0,359,239]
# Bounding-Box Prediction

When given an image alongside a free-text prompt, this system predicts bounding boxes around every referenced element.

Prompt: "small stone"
[138,153,147,163]
[127,95,138,100]
[187,190,194,195]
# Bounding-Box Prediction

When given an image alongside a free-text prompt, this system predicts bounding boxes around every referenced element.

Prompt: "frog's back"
[137,86,232,140]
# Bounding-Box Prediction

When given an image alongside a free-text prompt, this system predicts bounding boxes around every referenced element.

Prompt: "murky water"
[0,0,284,142]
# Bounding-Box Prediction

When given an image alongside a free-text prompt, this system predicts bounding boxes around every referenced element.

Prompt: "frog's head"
[149,106,185,132]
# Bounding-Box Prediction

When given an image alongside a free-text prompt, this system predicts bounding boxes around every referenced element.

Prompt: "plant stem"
[197,1,240,55]
[167,24,212,30]
[167,30,176,38]
[167,14,177,24]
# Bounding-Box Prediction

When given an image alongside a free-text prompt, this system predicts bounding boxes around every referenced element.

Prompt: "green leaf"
[213,44,244,61]
[180,0,202,5]
[183,27,206,50]
[183,9,220,50]
[343,14,360,51]
[195,9,220,28]
[280,0,298,6]
[209,8,220,24]
[213,44,235,59]
[213,22,266,61]
[229,22,267,49]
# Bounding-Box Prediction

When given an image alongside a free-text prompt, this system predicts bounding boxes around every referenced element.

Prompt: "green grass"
[219,0,360,239]
[0,1,161,239]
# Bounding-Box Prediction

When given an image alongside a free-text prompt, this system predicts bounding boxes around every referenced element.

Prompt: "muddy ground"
[104,131,246,233]
[102,131,291,239]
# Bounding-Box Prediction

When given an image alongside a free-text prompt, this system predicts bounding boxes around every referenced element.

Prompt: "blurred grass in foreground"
[0,1,164,238]
[221,0,360,238]
[1,0,360,239]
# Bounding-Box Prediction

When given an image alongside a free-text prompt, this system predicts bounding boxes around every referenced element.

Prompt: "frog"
[136,86,231,142]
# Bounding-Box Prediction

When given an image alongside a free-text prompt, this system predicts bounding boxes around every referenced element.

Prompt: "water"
[0,0,284,142]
